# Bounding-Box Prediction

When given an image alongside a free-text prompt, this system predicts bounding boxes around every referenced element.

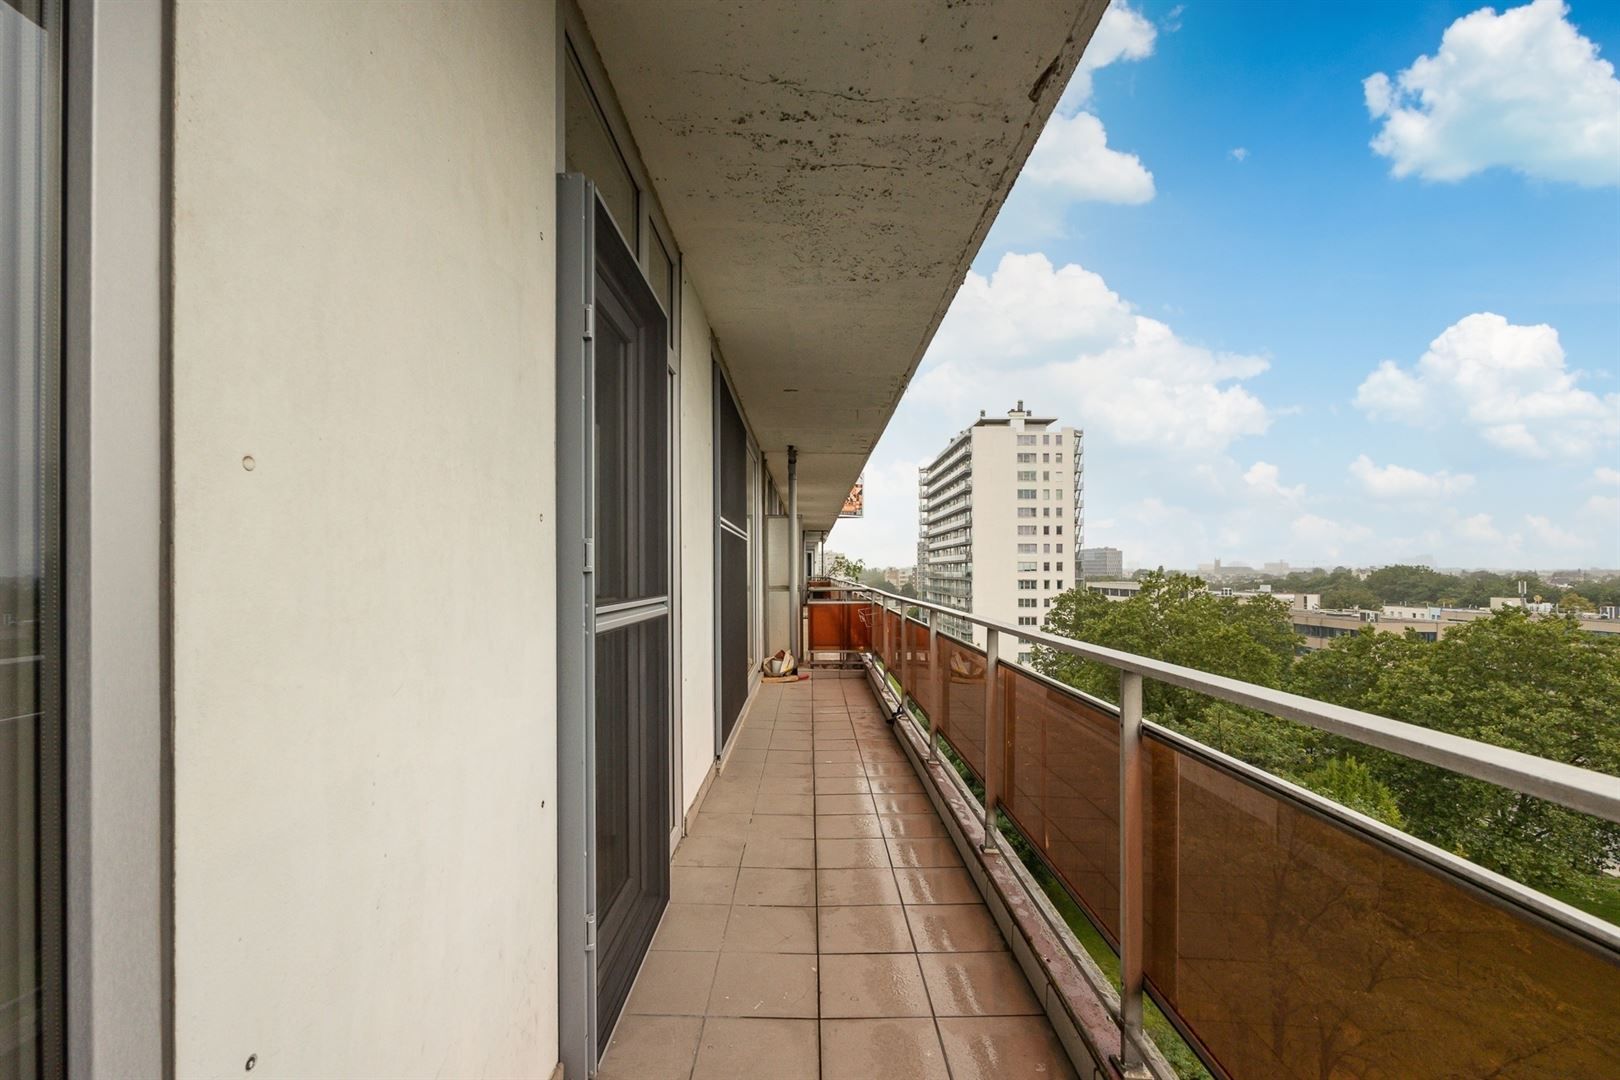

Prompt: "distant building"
[1078,546,1123,580]
[883,566,915,589]
[1087,580,1141,601]
[1262,561,1291,577]
[1197,558,1257,581]
[916,403,1083,663]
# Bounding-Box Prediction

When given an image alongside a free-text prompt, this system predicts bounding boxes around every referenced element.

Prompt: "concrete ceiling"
[578,0,1106,531]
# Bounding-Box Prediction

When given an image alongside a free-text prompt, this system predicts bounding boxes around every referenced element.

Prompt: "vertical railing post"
[980,627,1001,854]
[899,605,912,723]
[926,610,940,762]
[1117,670,1151,1077]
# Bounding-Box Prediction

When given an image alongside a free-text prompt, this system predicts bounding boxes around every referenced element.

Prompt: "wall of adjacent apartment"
[167,3,560,1075]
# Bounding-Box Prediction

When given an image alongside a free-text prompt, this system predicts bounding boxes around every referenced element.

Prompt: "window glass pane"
[565,56,636,246]
[593,201,668,605]
[648,229,673,341]
[3,2,58,1074]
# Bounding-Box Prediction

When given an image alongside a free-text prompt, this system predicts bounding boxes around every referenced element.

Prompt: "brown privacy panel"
[906,618,939,723]
[999,666,1122,943]
[933,634,988,782]
[807,601,873,652]
[880,608,902,674]
[1143,740,1620,1079]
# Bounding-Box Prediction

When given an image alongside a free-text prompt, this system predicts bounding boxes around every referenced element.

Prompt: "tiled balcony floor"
[599,674,1077,1080]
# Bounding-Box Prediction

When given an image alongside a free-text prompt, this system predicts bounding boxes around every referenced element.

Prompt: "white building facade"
[918,404,1083,664]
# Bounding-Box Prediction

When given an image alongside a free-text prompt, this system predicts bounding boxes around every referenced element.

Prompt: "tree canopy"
[1031,574,1620,894]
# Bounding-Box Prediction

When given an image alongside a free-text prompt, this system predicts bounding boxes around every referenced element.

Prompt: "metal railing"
[804,580,1620,1080]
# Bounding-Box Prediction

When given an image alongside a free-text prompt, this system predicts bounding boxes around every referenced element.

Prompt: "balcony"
[598,674,1077,1079]
[793,583,1620,1078]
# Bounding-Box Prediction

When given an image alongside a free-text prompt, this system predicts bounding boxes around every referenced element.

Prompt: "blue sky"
[830,0,1620,573]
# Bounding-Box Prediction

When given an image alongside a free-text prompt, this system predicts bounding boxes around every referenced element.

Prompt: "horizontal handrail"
[808,580,1620,825]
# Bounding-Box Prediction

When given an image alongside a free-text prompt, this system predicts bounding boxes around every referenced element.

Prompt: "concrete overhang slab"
[577,0,1105,529]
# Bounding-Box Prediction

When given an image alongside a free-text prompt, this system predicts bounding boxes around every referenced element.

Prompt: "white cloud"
[1291,514,1373,561]
[915,253,1271,454]
[1243,461,1304,500]
[1582,494,1620,520]
[1023,2,1157,205]
[1229,147,1249,162]
[1456,512,1506,544]
[1353,312,1620,458]
[1069,1,1156,104]
[1596,466,1620,485]
[1348,455,1475,498]
[1023,111,1156,204]
[1364,0,1620,185]
[1525,513,1582,549]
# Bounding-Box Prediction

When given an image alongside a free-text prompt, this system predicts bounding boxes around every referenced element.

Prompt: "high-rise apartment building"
[917,403,1083,663]
[1078,546,1123,580]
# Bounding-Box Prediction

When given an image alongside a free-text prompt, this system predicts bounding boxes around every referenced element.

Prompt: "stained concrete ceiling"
[578,0,1106,531]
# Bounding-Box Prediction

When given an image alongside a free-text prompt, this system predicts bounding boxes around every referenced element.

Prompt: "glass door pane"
[2,1,61,1074]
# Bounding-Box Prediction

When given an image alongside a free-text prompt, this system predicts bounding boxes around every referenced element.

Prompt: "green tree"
[1033,571,1297,725]
[1298,756,1404,828]
[1295,610,1620,889]
[828,552,866,581]
[1321,582,1380,610]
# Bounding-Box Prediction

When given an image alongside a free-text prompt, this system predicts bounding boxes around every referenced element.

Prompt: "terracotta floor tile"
[723,904,817,954]
[741,836,815,869]
[895,866,982,905]
[755,792,815,816]
[687,812,752,838]
[733,866,816,906]
[816,837,891,869]
[905,904,1007,953]
[817,905,915,954]
[625,951,719,1016]
[818,867,901,906]
[935,1016,1078,1079]
[651,903,731,952]
[672,835,745,867]
[872,793,936,815]
[598,1014,704,1080]
[762,762,814,779]
[815,813,884,839]
[920,951,1043,1015]
[816,793,877,816]
[820,1018,950,1080]
[749,814,815,839]
[814,774,873,795]
[690,1017,819,1080]
[757,775,814,795]
[867,774,925,794]
[671,865,738,905]
[700,788,757,814]
[879,813,950,839]
[766,749,813,764]
[887,837,965,868]
[819,953,931,1018]
[707,952,819,1018]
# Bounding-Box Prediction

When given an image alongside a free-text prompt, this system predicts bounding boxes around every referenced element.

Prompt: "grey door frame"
[555,172,599,1080]
[556,172,673,1078]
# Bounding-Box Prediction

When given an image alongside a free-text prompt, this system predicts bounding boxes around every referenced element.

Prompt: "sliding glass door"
[1,1,63,1075]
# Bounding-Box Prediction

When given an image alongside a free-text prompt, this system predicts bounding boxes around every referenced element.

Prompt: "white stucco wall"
[678,274,718,810]
[169,4,559,1076]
